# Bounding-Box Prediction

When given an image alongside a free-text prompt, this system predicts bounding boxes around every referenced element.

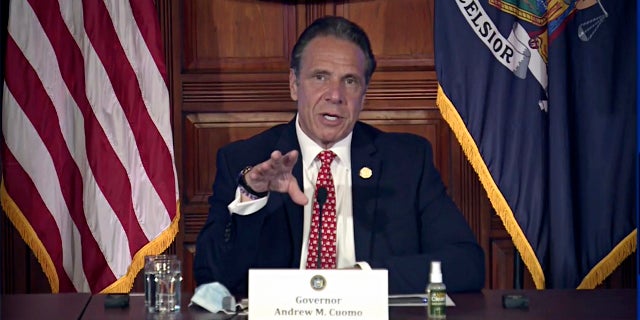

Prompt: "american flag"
[1,0,179,293]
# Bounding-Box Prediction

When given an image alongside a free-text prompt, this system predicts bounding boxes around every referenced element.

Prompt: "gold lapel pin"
[359,167,372,179]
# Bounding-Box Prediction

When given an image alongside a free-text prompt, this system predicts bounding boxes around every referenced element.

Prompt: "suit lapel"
[350,124,380,262]
[274,121,380,265]
[274,120,304,266]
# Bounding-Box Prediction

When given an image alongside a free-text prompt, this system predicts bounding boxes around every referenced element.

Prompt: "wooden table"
[2,293,91,320]
[83,289,636,319]
[395,289,636,319]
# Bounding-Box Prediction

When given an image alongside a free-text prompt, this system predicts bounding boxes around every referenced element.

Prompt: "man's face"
[290,36,367,148]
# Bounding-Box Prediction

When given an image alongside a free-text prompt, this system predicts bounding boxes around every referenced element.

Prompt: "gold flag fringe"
[1,176,180,293]
[1,179,60,292]
[437,84,637,289]
[436,85,546,289]
[101,201,181,293]
[578,229,636,289]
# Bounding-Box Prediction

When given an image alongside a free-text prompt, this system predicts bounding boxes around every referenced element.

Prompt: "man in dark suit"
[194,16,484,296]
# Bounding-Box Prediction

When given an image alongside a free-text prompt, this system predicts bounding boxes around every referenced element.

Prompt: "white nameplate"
[249,269,388,320]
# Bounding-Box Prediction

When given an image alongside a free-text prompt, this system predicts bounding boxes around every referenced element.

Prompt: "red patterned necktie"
[305,150,337,269]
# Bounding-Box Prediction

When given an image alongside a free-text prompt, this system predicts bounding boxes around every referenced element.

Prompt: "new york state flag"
[435,0,636,288]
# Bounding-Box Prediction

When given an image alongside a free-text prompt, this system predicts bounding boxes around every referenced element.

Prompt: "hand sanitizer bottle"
[427,261,446,319]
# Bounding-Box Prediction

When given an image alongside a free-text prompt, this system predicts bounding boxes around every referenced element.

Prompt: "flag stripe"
[26,0,143,277]
[1,146,77,292]
[100,0,178,223]
[106,1,175,170]
[2,86,92,292]
[82,0,177,219]
[128,0,169,86]
[4,34,114,292]
[3,0,180,293]
[105,0,174,157]
[55,0,169,252]
[27,1,136,282]
[56,0,151,253]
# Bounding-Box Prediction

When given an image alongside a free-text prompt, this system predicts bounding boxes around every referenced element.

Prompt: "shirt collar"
[295,114,352,170]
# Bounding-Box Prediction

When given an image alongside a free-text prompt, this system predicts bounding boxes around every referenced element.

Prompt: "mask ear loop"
[219,296,247,319]
[237,298,249,313]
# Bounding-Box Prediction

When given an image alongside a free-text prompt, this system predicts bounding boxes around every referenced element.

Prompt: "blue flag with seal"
[435,0,636,288]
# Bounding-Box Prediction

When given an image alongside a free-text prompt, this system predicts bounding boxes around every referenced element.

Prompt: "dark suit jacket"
[194,119,485,295]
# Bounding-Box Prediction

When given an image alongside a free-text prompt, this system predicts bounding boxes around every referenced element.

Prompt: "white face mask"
[189,282,237,314]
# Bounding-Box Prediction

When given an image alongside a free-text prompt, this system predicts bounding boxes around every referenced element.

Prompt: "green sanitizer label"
[428,289,446,318]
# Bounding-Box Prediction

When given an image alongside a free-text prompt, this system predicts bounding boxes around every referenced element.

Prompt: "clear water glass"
[155,258,182,312]
[144,254,181,313]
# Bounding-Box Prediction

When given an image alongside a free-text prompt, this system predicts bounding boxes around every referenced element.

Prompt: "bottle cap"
[430,261,442,283]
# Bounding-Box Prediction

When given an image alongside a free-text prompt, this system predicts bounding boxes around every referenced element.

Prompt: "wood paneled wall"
[1,0,635,294]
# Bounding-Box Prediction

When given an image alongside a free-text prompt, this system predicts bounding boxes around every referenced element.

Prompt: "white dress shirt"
[227,116,367,269]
